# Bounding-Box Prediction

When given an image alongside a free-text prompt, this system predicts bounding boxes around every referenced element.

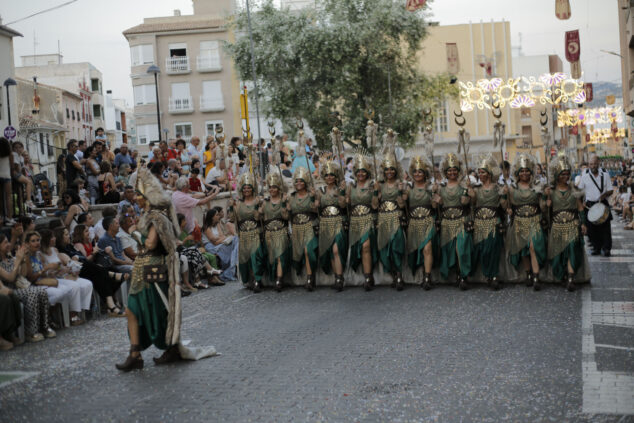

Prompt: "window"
[435,100,449,133]
[77,109,81,122]
[130,44,154,66]
[136,124,159,145]
[46,133,53,157]
[174,123,193,140]
[133,84,156,105]
[201,80,224,110]
[91,78,100,93]
[39,133,45,155]
[72,110,75,120]
[93,104,101,118]
[116,121,121,131]
[170,82,192,111]
[66,108,70,119]
[171,82,190,99]
[205,120,224,137]
[198,40,221,70]
[168,43,187,58]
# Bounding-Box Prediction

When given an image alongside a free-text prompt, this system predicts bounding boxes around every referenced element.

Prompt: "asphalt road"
[1,226,633,422]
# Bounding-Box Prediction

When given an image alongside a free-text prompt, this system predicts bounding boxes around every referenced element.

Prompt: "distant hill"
[585,81,622,107]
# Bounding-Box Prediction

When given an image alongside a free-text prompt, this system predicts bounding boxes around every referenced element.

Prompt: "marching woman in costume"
[287,167,319,291]
[230,172,266,293]
[347,152,379,291]
[432,153,473,290]
[116,168,184,371]
[469,154,505,290]
[316,157,348,291]
[506,153,547,291]
[260,169,291,292]
[545,153,588,291]
[405,156,436,290]
[377,152,407,290]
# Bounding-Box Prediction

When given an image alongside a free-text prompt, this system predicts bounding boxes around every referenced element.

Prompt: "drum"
[588,203,609,225]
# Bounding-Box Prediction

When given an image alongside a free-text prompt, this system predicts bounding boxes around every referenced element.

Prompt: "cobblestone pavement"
[1,225,633,422]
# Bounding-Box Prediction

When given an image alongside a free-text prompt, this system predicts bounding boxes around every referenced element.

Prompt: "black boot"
[334,275,344,292]
[305,274,315,291]
[488,276,500,291]
[458,276,468,291]
[525,271,533,287]
[532,273,541,291]
[275,278,283,292]
[153,345,181,365]
[395,272,404,291]
[421,273,432,290]
[363,273,374,291]
[566,273,576,292]
[253,280,262,293]
[116,345,144,372]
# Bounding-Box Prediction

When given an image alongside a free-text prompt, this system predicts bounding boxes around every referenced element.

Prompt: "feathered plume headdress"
[351,147,374,180]
[293,166,312,188]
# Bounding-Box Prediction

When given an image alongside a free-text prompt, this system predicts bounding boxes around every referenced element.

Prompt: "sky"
[1,0,622,107]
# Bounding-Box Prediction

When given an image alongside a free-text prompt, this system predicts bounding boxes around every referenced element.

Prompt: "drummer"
[578,154,613,257]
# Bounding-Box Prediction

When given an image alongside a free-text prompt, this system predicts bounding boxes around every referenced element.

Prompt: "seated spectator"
[97,216,133,274]
[158,140,179,163]
[114,143,133,169]
[61,190,88,234]
[118,185,141,216]
[116,164,131,189]
[0,236,55,343]
[117,214,138,260]
[0,279,22,351]
[164,158,181,187]
[94,206,117,240]
[205,158,228,191]
[11,141,34,208]
[57,226,125,317]
[176,139,191,174]
[189,168,204,193]
[23,231,85,326]
[214,206,236,236]
[77,212,97,243]
[176,213,223,288]
[97,161,120,204]
[172,177,218,234]
[202,208,238,281]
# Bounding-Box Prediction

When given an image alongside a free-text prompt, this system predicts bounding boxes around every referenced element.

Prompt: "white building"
[0,21,22,133]
[16,54,105,141]
[104,91,127,147]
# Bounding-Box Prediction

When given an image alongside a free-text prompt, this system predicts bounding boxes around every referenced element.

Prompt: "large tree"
[227,0,457,148]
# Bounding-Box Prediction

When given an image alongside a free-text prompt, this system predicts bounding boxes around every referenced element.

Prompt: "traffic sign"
[4,126,16,140]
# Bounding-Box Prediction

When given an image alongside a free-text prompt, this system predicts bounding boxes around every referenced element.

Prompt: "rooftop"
[123,16,226,36]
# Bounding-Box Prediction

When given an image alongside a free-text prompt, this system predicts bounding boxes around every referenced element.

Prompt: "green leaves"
[227,0,457,149]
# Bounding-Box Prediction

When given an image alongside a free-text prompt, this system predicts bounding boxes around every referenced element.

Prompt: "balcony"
[168,97,194,114]
[200,96,225,112]
[166,56,190,74]
[196,55,222,72]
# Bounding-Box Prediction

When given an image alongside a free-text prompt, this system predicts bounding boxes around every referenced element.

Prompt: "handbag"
[94,251,113,268]
[15,275,31,290]
[143,264,168,283]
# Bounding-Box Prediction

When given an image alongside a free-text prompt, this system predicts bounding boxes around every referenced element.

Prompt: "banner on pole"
[406,0,426,12]
[570,61,582,79]
[446,43,460,74]
[556,0,571,20]
[565,30,580,63]
[584,83,593,102]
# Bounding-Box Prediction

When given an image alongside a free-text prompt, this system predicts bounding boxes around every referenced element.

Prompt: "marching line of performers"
[228,150,591,293]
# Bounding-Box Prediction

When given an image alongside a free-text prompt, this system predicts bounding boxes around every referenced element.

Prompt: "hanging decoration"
[446,43,460,75]
[588,128,627,144]
[584,83,593,103]
[556,0,571,20]
[557,107,623,127]
[565,30,580,63]
[406,0,426,12]
[459,72,586,112]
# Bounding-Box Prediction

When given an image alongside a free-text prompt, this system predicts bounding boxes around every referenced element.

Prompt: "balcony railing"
[200,96,225,112]
[196,55,222,72]
[168,97,194,114]
[166,56,190,74]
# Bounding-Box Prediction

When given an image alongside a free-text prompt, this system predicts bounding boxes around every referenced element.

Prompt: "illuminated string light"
[557,107,623,127]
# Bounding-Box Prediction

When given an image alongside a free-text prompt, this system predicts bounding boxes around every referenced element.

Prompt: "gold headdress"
[237,172,258,198]
[352,147,374,180]
[409,155,432,178]
[319,154,343,182]
[548,150,573,181]
[265,166,286,193]
[512,152,537,182]
[476,153,500,179]
[440,153,464,177]
[293,166,312,187]
[380,151,403,180]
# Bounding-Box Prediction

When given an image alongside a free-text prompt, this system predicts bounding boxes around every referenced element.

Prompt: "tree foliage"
[227,0,458,148]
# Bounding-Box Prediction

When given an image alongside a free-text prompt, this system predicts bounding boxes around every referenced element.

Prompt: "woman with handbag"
[287,166,319,291]
[0,234,55,342]
[432,153,473,290]
[116,168,184,371]
[506,153,548,291]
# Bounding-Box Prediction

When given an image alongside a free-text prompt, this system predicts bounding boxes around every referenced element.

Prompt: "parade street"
[1,225,633,423]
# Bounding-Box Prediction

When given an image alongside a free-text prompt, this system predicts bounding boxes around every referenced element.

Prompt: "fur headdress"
[135,167,180,236]
[440,153,465,178]
[475,153,501,179]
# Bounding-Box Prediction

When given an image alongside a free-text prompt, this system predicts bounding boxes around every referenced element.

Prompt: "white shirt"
[578,169,611,202]
[75,150,84,161]
[117,228,138,254]
[498,175,513,186]
[94,219,106,240]
[187,144,204,163]
[205,166,224,184]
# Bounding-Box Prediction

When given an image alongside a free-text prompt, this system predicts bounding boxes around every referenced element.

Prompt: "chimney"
[174,9,181,16]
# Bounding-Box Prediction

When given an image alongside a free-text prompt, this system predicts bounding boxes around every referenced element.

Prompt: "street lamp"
[3,78,17,127]
[147,65,161,141]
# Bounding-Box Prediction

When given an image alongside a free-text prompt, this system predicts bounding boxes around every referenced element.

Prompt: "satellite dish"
[395,146,405,161]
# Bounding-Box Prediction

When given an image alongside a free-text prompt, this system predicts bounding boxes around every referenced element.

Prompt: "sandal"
[109,272,130,282]
[194,281,209,290]
[108,306,126,317]
[70,316,84,326]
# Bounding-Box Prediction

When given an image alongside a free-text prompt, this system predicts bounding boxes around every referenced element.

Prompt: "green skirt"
[239,244,267,283]
[407,226,436,275]
[473,231,503,279]
[349,228,377,272]
[551,238,584,280]
[292,236,319,275]
[379,228,405,274]
[319,231,348,275]
[509,230,547,270]
[268,248,291,281]
[439,230,473,279]
[127,280,170,351]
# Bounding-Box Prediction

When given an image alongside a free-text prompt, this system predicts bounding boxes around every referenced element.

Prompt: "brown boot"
[116,345,144,372]
[153,345,181,365]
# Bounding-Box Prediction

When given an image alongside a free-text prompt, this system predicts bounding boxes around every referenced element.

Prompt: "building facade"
[16,54,105,142]
[62,89,85,141]
[617,0,634,156]
[123,0,241,155]
[0,22,22,133]
[415,21,522,165]
[104,92,127,147]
